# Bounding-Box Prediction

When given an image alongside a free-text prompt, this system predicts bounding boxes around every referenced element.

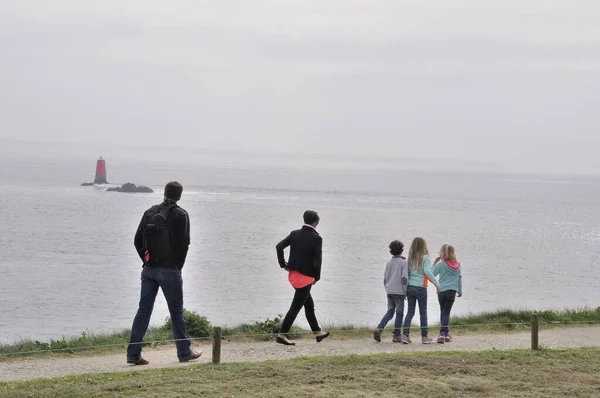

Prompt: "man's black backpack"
[141,202,177,265]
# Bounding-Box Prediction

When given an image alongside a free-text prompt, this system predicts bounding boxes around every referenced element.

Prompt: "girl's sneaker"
[401,335,412,344]
[436,334,445,344]
[421,336,433,344]
[392,335,403,343]
[444,333,452,342]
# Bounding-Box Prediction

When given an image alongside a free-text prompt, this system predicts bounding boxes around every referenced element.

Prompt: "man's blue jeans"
[127,266,192,362]
[403,285,429,337]
[376,294,405,337]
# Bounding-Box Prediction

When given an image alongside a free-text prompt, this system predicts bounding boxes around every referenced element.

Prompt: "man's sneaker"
[444,333,452,342]
[373,329,382,343]
[421,335,433,344]
[127,357,149,366]
[401,335,412,344]
[392,335,403,343]
[179,351,202,363]
[436,334,445,344]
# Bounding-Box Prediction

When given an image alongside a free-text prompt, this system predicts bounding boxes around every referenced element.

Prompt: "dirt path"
[1,326,598,382]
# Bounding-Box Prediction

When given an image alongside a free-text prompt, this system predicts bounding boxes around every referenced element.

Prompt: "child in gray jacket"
[373,240,409,343]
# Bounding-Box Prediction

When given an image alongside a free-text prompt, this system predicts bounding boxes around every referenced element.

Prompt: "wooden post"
[531,312,539,351]
[212,326,222,364]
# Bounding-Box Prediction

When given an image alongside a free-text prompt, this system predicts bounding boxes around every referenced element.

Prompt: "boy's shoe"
[401,335,412,344]
[436,334,445,344]
[276,335,296,346]
[421,335,433,344]
[392,335,403,343]
[444,333,452,342]
[315,331,330,343]
[373,329,382,342]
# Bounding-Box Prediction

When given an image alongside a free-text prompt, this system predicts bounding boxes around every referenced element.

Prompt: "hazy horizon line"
[3,137,600,180]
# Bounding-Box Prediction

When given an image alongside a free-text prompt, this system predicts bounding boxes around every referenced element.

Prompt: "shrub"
[222,315,302,341]
[50,336,69,351]
[161,310,212,338]
[34,341,50,351]
[251,315,284,335]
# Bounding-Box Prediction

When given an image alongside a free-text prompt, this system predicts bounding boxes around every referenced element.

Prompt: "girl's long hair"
[440,244,458,262]
[408,237,429,273]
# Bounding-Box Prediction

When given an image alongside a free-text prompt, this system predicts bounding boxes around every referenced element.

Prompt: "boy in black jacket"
[275,210,330,345]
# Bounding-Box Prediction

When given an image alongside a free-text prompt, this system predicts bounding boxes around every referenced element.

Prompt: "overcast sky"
[1,1,599,173]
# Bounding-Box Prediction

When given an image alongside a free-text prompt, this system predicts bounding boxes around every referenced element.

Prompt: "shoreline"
[1,307,598,361]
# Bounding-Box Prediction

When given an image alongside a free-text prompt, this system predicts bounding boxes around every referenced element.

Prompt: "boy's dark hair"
[389,240,404,256]
[164,181,183,201]
[303,210,320,225]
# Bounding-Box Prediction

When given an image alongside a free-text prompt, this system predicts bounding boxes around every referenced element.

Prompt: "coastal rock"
[106,183,154,193]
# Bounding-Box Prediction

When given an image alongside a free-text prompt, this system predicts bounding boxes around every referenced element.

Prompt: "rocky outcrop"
[106,183,154,193]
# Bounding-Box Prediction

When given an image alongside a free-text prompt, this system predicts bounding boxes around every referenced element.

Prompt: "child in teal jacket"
[433,244,462,343]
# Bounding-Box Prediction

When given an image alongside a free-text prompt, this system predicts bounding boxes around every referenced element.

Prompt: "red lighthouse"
[93,157,108,184]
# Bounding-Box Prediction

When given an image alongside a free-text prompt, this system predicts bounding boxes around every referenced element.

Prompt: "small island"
[106,183,154,193]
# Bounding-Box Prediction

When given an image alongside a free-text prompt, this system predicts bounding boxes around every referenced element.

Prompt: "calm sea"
[1,143,599,343]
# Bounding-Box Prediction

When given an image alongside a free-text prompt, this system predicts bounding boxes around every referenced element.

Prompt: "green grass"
[450,306,600,332]
[305,306,600,340]
[0,328,174,360]
[0,310,210,361]
[1,348,599,397]
[1,307,598,361]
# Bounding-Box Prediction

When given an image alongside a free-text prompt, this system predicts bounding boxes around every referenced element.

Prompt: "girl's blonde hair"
[408,237,429,273]
[440,244,458,262]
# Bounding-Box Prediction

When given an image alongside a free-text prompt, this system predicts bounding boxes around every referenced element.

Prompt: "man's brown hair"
[164,181,183,201]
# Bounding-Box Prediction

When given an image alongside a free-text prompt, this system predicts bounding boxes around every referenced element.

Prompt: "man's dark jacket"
[134,200,190,269]
[276,225,323,281]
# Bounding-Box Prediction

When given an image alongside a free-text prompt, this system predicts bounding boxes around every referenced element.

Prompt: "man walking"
[126,181,201,365]
[275,210,330,345]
